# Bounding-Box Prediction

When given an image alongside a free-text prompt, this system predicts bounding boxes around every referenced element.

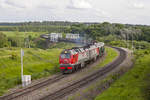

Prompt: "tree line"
[0,21,150,49]
[0,26,68,33]
[67,22,150,43]
[0,21,77,26]
[0,21,97,27]
[0,32,28,48]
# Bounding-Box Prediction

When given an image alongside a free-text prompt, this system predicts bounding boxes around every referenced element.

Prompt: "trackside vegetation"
[95,47,118,68]
[0,43,75,96]
[95,49,150,100]
[0,48,61,95]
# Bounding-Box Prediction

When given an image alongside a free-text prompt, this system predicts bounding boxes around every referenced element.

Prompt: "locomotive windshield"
[60,53,70,58]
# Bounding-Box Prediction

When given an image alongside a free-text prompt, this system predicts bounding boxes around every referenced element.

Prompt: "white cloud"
[4,0,37,9]
[0,0,150,25]
[0,0,22,11]
[66,0,111,18]
[1,0,62,10]
[127,0,145,9]
[94,9,111,18]
[68,0,92,9]
[133,3,144,9]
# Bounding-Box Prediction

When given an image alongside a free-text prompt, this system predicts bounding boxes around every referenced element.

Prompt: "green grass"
[94,47,118,69]
[49,42,78,49]
[0,31,44,38]
[0,43,75,96]
[95,50,150,100]
[0,48,62,95]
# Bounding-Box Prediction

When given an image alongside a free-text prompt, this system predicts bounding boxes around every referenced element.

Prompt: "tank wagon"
[59,42,105,74]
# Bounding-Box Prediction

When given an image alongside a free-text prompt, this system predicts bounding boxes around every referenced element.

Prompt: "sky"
[0,0,150,25]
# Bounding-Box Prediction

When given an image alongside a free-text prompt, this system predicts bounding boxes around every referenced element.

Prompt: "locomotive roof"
[61,42,104,54]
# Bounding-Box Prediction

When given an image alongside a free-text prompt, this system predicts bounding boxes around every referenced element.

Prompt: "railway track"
[0,74,66,100]
[41,47,127,100]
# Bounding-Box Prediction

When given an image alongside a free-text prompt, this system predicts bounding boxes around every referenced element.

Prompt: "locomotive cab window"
[60,53,71,58]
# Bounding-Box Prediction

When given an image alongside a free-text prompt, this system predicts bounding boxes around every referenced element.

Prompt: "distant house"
[50,33,62,42]
[41,33,80,42]
[66,33,80,39]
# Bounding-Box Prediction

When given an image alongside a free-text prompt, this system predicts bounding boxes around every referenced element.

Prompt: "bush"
[10,53,18,60]
[0,32,9,48]
[109,40,127,48]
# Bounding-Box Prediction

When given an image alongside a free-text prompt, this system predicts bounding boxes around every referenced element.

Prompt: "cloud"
[67,0,92,9]
[4,0,26,8]
[0,0,22,11]
[1,0,60,10]
[133,3,144,9]
[0,0,150,25]
[4,0,43,9]
[127,0,145,9]
[94,9,111,18]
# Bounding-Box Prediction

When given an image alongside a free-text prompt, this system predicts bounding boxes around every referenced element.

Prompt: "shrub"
[10,53,18,60]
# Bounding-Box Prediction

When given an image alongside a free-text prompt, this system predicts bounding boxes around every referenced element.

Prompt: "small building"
[50,33,62,42]
[66,33,80,39]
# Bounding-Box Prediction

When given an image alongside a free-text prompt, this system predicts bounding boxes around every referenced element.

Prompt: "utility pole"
[20,49,31,87]
[21,48,24,87]
[132,32,134,51]
[126,32,128,48]
[138,34,141,50]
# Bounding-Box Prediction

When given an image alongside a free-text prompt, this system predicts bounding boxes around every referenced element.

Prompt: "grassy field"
[0,48,62,95]
[0,43,75,96]
[1,31,44,38]
[95,47,118,68]
[95,50,150,100]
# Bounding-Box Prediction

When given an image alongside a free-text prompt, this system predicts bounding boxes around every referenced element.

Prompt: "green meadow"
[0,48,61,95]
[96,47,118,68]
[1,31,44,38]
[95,49,150,100]
[0,42,75,96]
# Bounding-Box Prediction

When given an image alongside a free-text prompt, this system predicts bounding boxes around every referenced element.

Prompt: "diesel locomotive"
[59,42,105,74]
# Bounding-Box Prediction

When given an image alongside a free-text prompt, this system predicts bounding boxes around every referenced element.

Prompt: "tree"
[0,32,9,48]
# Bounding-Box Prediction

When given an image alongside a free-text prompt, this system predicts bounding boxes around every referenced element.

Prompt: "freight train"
[59,42,105,74]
